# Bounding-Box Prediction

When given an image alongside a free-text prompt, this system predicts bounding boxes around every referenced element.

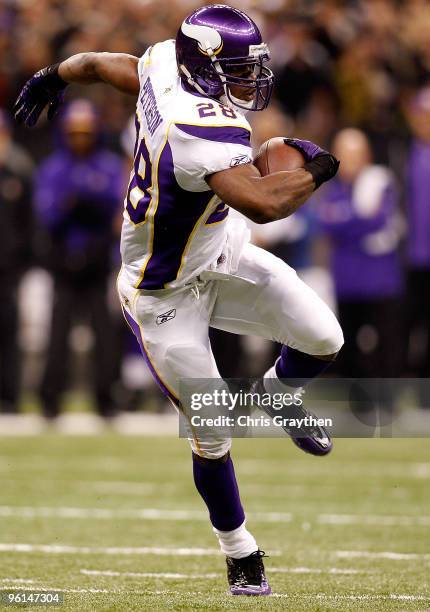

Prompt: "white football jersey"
[120,39,253,290]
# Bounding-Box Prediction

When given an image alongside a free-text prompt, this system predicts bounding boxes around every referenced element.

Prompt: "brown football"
[254,137,305,176]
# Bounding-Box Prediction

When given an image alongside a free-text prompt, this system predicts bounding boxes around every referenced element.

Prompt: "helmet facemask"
[178,41,274,112]
[213,45,274,112]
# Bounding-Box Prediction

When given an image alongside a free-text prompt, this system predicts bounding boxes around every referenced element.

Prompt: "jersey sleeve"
[137,40,176,90]
[169,122,253,192]
[137,46,154,89]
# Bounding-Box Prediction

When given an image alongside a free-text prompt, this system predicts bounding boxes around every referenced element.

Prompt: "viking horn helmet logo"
[181,21,224,56]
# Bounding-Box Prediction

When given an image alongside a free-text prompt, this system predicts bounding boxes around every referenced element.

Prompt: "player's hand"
[14,64,68,127]
[284,137,339,189]
[283,137,328,161]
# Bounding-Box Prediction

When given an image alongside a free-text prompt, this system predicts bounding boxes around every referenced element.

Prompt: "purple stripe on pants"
[122,307,179,406]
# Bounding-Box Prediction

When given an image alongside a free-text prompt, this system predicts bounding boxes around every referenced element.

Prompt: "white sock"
[263,363,300,395]
[213,520,258,559]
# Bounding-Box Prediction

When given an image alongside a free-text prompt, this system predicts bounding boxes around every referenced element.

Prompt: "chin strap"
[208,50,230,102]
[180,60,236,111]
[179,64,208,96]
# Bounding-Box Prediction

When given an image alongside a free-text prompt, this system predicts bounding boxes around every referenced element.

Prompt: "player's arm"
[207,163,313,224]
[14,53,139,127]
[208,145,339,224]
[58,53,139,93]
[207,137,339,224]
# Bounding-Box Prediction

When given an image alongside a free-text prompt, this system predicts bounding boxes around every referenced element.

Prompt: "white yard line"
[0,505,292,523]
[80,569,220,579]
[2,505,430,528]
[81,567,361,578]
[239,460,430,479]
[0,506,206,521]
[0,542,281,557]
[319,513,430,526]
[1,455,430,479]
[0,586,114,594]
[0,543,220,556]
[270,567,361,575]
[336,550,430,561]
[250,511,292,522]
[0,579,36,584]
[0,457,134,473]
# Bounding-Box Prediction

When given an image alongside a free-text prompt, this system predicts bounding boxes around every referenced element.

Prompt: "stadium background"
[2,0,430,417]
[1,1,430,610]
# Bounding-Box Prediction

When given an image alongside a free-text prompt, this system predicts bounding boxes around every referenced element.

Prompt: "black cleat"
[250,379,333,456]
[226,550,271,596]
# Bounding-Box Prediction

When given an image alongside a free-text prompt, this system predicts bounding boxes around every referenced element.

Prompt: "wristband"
[44,63,68,90]
[304,154,339,189]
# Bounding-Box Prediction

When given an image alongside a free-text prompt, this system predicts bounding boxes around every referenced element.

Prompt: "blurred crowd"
[1,0,430,416]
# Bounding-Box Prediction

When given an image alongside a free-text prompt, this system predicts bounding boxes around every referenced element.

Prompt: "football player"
[15,4,343,596]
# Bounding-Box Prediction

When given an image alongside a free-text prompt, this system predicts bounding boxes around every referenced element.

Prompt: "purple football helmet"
[176,4,274,112]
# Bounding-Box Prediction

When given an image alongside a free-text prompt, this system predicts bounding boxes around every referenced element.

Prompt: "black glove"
[304,154,340,189]
[283,137,340,189]
[14,63,68,127]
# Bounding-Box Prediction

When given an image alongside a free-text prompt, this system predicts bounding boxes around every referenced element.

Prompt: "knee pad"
[323,318,344,356]
[165,343,215,379]
[294,310,344,356]
[308,325,344,356]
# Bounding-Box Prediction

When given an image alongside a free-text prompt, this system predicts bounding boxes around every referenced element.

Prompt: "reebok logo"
[156,309,176,325]
[230,154,252,167]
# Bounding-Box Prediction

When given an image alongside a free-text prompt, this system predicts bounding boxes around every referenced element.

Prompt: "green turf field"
[0,435,429,611]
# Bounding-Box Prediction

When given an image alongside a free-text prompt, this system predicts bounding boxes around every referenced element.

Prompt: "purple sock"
[192,452,245,531]
[276,346,333,387]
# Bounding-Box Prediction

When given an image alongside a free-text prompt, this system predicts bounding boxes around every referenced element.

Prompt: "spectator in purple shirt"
[34,100,124,419]
[404,87,430,388]
[316,128,404,380]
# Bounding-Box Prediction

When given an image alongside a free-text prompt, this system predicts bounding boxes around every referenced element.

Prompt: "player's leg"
[211,243,344,454]
[192,450,270,596]
[212,242,343,354]
[117,272,268,593]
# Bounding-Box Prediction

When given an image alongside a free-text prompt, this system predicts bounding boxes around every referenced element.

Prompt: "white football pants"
[117,241,343,459]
